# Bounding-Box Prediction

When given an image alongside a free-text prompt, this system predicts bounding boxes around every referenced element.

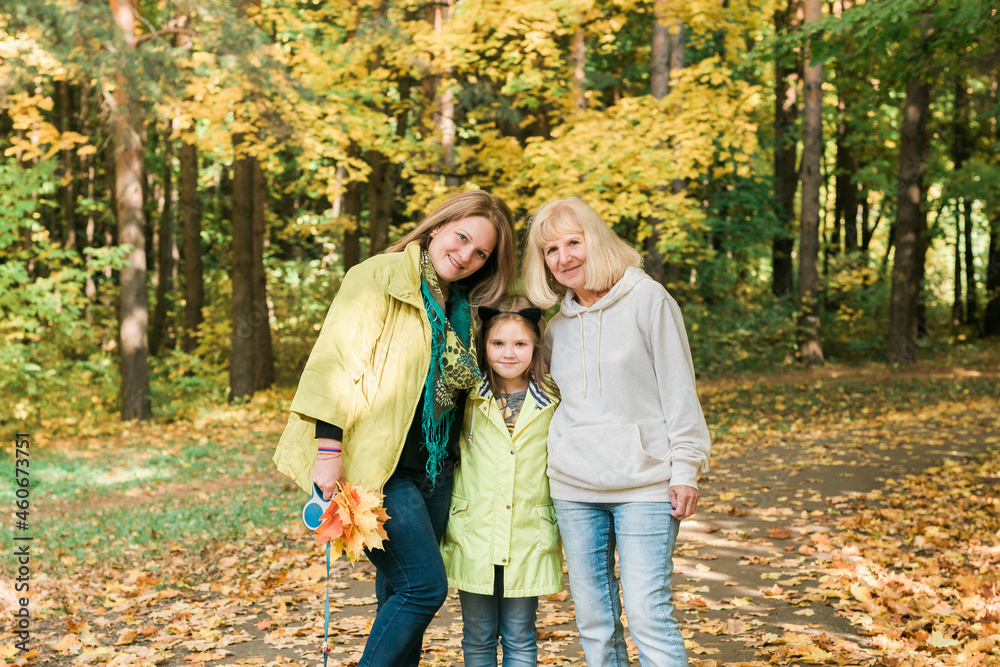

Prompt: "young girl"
[440,294,563,667]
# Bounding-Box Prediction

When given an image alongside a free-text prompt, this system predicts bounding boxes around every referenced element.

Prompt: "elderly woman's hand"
[668,485,700,520]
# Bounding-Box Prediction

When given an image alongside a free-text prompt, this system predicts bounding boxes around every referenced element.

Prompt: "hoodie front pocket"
[549,423,669,491]
[444,496,470,545]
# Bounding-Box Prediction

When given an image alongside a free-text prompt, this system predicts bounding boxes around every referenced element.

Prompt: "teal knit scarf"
[419,250,480,485]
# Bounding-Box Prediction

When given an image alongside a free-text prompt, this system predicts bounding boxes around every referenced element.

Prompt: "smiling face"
[543,230,588,292]
[485,318,535,393]
[426,216,498,284]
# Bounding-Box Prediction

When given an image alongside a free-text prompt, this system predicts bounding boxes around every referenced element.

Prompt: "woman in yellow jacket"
[274,191,516,666]
[441,295,563,666]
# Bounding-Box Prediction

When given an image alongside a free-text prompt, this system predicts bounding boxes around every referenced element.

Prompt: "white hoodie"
[545,267,711,502]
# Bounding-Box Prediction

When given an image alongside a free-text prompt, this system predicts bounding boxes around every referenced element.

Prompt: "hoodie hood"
[559,266,647,317]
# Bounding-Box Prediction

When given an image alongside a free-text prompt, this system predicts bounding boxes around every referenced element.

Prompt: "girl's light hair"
[523,197,642,308]
[477,294,557,399]
[386,190,516,306]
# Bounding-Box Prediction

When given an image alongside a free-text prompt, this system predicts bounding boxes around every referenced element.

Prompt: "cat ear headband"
[478,306,543,332]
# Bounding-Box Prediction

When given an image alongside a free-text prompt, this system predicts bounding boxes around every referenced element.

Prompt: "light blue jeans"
[553,500,687,667]
[458,566,539,667]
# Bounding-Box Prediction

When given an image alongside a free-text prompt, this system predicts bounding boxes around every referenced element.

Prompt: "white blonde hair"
[523,197,642,308]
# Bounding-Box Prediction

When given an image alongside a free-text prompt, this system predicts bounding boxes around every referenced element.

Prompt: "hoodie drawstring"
[577,315,587,397]
[576,311,603,398]
[596,310,603,397]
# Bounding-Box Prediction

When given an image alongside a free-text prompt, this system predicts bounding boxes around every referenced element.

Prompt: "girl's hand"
[668,485,699,520]
[312,438,345,500]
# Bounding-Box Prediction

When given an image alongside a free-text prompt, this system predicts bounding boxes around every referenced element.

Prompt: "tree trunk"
[835,104,858,255]
[252,159,275,391]
[230,145,255,401]
[962,199,977,325]
[428,1,458,186]
[952,208,963,330]
[440,84,457,187]
[367,150,392,255]
[797,0,823,366]
[645,9,668,284]
[951,79,979,327]
[572,28,586,111]
[340,154,362,270]
[834,1,858,255]
[56,80,78,253]
[984,73,1000,336]
[367,78,412,254]
[951,77,973,326]
[772,0,800,297]
[143,126,158,273]
[886,76,931,365]
[110,0,151,421]
[151,120,174,357]
[84,155,97,301]
[986,213,1000,336]
[230,0,265,399]
[645,1,683,286]
[180,141,204,351]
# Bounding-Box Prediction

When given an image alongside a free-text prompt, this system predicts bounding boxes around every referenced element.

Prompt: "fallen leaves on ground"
[3,366,999,666]
[812,452,1000,666]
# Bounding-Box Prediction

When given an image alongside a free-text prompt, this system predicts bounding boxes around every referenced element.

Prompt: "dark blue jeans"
[359,465,453,667]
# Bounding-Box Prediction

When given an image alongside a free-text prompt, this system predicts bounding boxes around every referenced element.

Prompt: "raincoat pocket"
[444,495,470,545]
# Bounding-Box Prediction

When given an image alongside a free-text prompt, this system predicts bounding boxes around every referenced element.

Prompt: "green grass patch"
[25,429,281,504]
[32,477,303,579]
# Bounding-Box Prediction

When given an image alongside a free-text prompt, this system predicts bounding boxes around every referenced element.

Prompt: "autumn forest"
[0,0,996,424]
[3,1,1000,665]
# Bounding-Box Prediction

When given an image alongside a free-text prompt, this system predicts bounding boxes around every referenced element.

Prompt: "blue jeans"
[359,466,453,667]
[553,500,687,667]
[458,566,539,667]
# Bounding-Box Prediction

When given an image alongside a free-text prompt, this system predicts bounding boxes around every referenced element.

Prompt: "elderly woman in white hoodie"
[523,197,711,667]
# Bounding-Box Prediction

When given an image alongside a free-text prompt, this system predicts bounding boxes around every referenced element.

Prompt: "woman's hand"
[312,438,345,500]
[668,485,700,520]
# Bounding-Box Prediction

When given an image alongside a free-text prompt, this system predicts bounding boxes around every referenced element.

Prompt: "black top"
[315,393,466,477]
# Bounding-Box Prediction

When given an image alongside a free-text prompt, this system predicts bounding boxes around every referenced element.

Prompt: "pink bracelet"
[318,446,341,454]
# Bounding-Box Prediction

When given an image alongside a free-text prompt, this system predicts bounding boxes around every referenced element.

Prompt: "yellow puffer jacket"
[273,243,432,493]
[441,378,564,597]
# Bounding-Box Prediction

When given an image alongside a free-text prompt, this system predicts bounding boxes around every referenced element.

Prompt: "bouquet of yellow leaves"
[314,482,390,562]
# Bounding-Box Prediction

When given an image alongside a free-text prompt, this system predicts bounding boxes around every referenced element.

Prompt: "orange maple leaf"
[314,482,390,563]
